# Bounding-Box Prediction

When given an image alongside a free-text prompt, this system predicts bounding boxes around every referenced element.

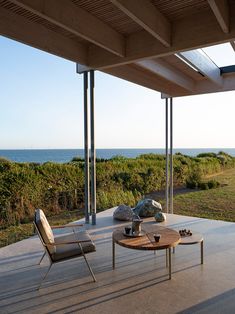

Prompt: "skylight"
[175,53,199,72]
[200,43,235,68]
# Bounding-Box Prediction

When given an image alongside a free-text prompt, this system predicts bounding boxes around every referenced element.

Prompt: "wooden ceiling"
[1,0,235,97]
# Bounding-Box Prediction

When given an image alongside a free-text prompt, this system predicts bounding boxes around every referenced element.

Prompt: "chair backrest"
[34,209,56,255]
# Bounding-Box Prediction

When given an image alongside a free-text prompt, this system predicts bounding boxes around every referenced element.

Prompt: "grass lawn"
[171,168,235,221]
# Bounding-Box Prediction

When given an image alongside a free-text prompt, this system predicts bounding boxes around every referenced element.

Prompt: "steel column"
[165,98,169,214]
[169,97,174,214]
[83,72,90,224]
[90,70,96,225]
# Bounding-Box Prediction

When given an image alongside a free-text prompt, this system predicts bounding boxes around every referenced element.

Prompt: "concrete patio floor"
[1,208,235,314]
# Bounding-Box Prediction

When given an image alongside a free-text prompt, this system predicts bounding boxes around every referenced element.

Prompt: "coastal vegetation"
[0,151,235,247]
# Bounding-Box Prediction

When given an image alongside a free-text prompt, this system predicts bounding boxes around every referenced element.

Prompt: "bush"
[198,182,209,190]
[110,155,127,161]
[71,156,84,162]
[0,152,234,229]
[185,167,203,189]
[208,180,220,189]
[97,188,139,210]
[138,154,165,161]
[197,153,217,158]
[197,180,220,190]
[186,180,198,189]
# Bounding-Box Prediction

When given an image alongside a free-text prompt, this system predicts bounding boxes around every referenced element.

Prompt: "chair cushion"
[35,209,56,254]
[51,231,96,262]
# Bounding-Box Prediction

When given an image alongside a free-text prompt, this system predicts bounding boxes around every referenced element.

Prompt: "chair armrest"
[51,224,84,229]
[47,240,92,246]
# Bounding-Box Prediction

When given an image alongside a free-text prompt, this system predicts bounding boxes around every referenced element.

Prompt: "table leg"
[201,240,204,264]
[166,249,168,268]
[168,248,172,280]
[112,239,115,269]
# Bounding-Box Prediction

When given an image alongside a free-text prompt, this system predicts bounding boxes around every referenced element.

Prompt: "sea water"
[0,148,234,163]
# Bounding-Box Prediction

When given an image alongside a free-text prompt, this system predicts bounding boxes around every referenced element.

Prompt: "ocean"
[0,148,235,163]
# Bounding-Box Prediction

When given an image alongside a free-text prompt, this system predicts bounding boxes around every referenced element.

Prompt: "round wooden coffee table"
[112,226,180,279]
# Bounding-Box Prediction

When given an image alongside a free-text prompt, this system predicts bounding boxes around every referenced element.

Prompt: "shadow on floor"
[178,288,235,314]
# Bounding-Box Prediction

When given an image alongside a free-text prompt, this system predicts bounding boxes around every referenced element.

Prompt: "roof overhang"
[1,0,235,97]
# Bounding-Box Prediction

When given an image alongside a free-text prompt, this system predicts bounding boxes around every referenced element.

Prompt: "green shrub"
[110,155,127,161]
[197,152,217,158]
[97,187,139,210]
[197,179,220,190]
[138,154,164,161]
[71,156,84,162]
[185,166,203,189]
[0,152,234,229]
[207,179,220,189]
[198,182,209,190]
[186,180,198,189]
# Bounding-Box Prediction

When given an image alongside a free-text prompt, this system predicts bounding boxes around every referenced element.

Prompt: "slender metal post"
[165,98,169,214]
[169,97,174,214]
[90,70,96,225]
[84,72,90,224]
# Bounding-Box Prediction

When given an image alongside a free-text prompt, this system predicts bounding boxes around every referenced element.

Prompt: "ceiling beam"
[103,64,189,96]
[136,59,195,92]
[0,6,87,64]
[162,72,235,97]
[207,0,229,33]
[107,62,235,98]
[179,50,223,87]
[88,5,235,70]
[110,0,171,47]
[230,41,235,52]
[195,72,235,94]
[11,0,125,57]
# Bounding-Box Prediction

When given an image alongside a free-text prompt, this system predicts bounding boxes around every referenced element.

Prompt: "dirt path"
[146,186,198,201]
[146,167,235,201]
[205,171,225,179]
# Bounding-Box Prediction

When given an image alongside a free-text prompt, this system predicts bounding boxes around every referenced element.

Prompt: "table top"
[179,233,203,245]
[113,225,180,251]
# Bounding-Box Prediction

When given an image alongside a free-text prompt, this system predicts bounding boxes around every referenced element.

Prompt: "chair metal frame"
[34,220,96,290]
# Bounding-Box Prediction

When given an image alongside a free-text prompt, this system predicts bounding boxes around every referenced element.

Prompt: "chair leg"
[83,254,97,282]
[38,251,46,265]
[79,243,96,282]
[38,263,52,290]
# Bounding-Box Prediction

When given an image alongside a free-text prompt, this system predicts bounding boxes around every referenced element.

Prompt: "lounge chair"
[34,208,96,289]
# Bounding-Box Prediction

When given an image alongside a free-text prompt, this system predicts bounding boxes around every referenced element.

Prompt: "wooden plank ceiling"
[0,0,235,97]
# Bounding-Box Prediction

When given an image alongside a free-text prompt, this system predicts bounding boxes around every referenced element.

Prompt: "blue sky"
[1,35,235,149]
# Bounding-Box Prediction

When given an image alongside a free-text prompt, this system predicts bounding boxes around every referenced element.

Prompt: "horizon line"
[0,147,234,150]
